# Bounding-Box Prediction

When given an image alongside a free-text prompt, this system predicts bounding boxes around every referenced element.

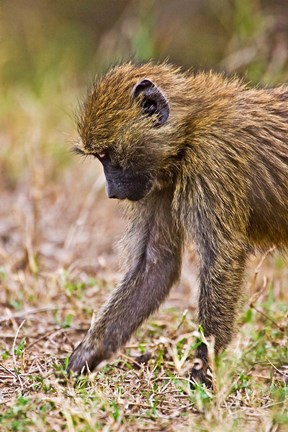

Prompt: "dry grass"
[0,84,287,432]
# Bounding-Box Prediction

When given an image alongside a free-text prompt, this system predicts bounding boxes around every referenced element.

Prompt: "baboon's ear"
[132,79,169,127]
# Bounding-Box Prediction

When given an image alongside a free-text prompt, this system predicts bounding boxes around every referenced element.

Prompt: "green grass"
[0,256,287,431]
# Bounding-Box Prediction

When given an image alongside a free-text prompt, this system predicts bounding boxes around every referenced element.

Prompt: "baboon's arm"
[68,193,183,373]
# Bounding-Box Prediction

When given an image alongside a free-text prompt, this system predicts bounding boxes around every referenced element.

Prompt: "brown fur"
[68,62,288,385]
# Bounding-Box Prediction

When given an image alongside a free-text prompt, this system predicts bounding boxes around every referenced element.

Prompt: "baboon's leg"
[191,223,247,387]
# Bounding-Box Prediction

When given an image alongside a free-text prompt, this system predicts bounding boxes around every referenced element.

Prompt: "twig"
[267,359,288,378]
[250,305,284,332]
[0,362,17,379]
[26,327,63,349]
[249,247,281,330]
[170,309,188,337]
[119,353,144,368]
[255,246,276,275]
[12,320,26,390]
[250,246,275,297]
[0,305,70,324]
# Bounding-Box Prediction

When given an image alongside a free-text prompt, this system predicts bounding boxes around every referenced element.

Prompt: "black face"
[101,158,152,201]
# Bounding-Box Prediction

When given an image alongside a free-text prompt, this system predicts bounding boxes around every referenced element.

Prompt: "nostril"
[106,183,118,199]
[106,189,116,199]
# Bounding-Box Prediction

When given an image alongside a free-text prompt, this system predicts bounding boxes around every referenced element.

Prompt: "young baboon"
[68,62,288,386]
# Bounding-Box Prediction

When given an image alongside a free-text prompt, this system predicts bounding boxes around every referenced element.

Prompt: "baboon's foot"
[190,356,214,389]
[67,338,106,375]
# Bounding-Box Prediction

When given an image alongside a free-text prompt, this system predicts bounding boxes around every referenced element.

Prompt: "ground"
[0,87,287,432]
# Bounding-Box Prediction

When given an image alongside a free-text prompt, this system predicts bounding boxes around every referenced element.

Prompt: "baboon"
[68,62,288,386]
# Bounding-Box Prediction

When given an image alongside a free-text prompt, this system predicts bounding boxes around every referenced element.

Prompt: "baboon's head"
[75,63,187,201]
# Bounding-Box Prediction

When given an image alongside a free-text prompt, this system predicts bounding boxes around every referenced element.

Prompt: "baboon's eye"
[72,145,85,156]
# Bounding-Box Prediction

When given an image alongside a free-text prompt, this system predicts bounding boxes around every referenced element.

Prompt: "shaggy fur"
[69,63,288,385]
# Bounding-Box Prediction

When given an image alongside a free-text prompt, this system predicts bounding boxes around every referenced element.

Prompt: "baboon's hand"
[190,357,214,389]
[67,337,106,374]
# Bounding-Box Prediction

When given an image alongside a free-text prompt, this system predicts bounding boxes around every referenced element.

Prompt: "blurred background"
[1,0,288,303]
